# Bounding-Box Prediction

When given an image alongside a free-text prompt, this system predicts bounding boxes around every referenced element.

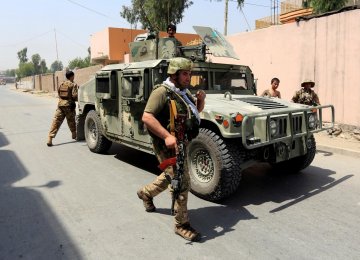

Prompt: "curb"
[317,144,360,158]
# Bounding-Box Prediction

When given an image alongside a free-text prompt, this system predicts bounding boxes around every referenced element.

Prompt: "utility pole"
[54,28,59,65]
[224,0,229,36]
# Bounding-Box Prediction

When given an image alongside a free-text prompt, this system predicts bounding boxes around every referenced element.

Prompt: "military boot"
[72,132,77,140]
[137,189,156,212]
[47,136,53,147]
[175,223,201,242]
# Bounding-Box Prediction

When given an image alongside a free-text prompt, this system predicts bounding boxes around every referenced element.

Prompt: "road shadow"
[222,162,352,213]
[110,143,161,176]
[150,205,256,243]
[0,130,9,148]
[190,205,256,243]
[50,140,78,147]
[316,149,333,156]
[0,147,82,259]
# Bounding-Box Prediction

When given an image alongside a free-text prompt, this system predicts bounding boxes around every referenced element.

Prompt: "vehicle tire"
[272,136,316,173]
[84,110,112,153]
[187,128,243,202]
[75,114,85,141]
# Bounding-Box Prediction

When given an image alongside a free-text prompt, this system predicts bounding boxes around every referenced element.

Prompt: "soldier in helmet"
[291,79,320,106]
[137,57,206,242]
[47,70,78,146]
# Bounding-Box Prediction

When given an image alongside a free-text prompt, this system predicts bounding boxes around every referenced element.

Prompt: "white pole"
[54,28,59,63]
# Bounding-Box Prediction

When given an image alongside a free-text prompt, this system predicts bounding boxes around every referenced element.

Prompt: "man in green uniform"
[291,79,320,106]
[137,57,206,242]
[47,71,78,146]
[167,23,182,47]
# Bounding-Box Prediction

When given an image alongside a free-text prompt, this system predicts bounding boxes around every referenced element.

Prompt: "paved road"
[0,85,359,259]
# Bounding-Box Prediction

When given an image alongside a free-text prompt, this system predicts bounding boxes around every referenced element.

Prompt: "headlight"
[270,119,278,136]
[308,114,316,129]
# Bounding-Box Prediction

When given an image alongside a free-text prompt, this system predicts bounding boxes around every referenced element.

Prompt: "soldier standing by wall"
[137,57,206,242]
[291,79,320,106]
[46,71,78,146]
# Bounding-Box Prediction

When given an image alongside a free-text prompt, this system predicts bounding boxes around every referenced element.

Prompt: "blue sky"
[0,0,272,70]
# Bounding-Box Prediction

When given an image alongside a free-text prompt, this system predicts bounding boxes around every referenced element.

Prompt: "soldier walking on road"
[137,57,206,242]
[47,71,78,146]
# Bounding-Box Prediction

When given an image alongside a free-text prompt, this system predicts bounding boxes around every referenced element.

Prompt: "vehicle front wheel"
[84,110,112,153]
[187,128,243,202]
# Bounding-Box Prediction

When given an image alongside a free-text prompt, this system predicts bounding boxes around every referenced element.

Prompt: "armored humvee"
[77,26,334,201]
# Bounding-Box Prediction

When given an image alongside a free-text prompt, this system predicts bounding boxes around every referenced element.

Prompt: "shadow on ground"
[223,162,352,213]
[0,131,82,259]
[110,143,161,176]
[106,142,353,242]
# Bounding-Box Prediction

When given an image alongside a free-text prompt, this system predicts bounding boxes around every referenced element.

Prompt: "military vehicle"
[77,26,334,202]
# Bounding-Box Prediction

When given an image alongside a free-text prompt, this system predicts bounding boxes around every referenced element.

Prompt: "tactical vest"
[58,81,73,100]
[154,84,200,140]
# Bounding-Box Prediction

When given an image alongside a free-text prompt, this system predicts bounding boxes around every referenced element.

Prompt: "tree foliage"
[120,0,193,31]
[50,60,63,72]
[40,59,48,74]
[31,54,41,74]
[306,0,347,14]
[16,62,35,78]
[68,57,91,70]
[5,69,16,77]
[17,47,28,64]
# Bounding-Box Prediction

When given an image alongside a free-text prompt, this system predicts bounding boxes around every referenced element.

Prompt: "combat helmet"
[167,57,193,75]
[301,79,315,88]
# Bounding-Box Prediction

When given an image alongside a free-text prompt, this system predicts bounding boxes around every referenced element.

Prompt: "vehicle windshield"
[189,70,249,92]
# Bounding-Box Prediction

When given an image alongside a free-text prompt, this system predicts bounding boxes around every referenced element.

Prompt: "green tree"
[17,47,28,64]
[5,69,16,77]
[68,57,90,70]
[40,59,48,74]
[16,62,35,77]
[31,54,41,74]
[308,0,347,14]
[120,0,193,31]
[50,60,63,72]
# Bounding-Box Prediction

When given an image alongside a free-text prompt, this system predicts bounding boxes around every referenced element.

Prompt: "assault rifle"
[158,111,188,215]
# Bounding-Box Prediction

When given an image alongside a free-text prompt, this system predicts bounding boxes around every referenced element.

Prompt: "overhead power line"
[65,0,111,18]
[0,30,53,48]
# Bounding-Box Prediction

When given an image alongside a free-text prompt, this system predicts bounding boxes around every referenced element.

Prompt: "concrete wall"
[212,8,360,127]
[19,65,102,94]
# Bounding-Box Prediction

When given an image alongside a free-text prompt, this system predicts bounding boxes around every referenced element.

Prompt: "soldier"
[137,57,206,242]
[291,79,320,106]
[167,23,182,47]
[47,71,78,146]
[260,77,281,98]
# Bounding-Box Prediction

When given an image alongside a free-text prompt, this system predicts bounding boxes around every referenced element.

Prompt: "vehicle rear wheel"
[272,136,316,173]
[75,114,85,141]
[84,110,112,153]
[187,128,243,202]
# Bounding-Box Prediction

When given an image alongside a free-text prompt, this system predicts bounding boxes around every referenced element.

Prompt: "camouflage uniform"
[48,80,78,139]
[292,88,320,106]
[139,85,196,227]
